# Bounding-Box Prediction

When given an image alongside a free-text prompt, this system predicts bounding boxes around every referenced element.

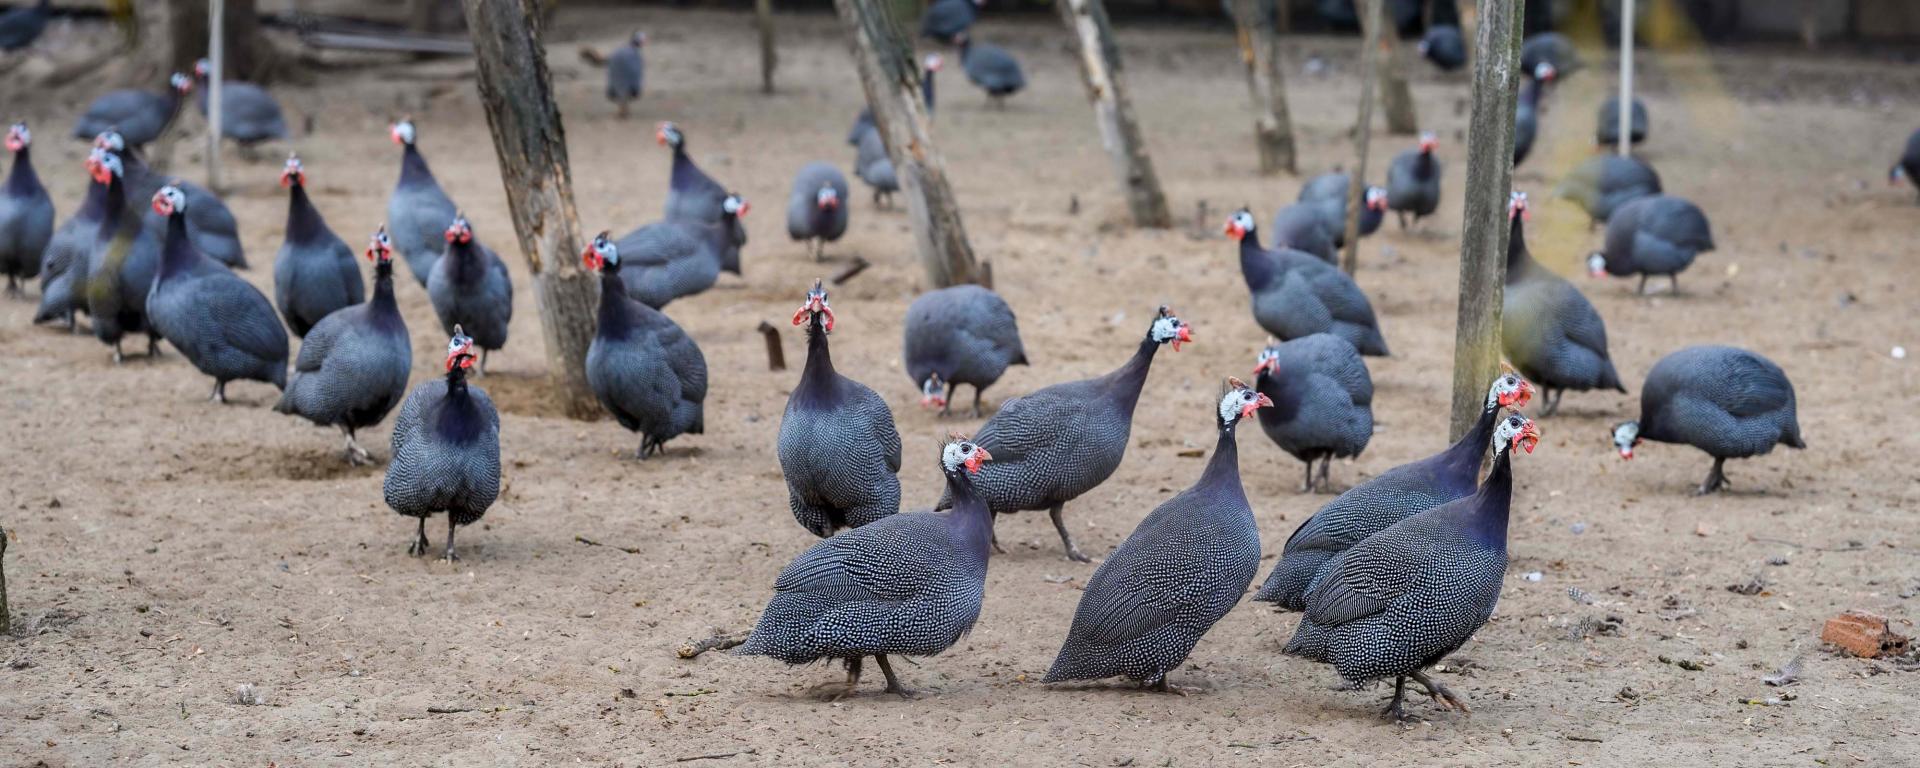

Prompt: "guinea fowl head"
[1148,305,1193,351]
[790,279,834,333]
[1485,371,1533,410]
[924,53,944,73]
[655,122,684,150]
[581,231,617,272]
[390,118,416,147]
[445,326,477,372]
[444,214,473,245]
[1533,62,1557,83]
[941,435,992,476]
[83,147,102,176]
[150,185,186,217]
[280,153,306,188]
[815,185,840,211]
[1891,165,1906,186]
[920,373,947,410]
[90,150,123,184]
[1365,186,1388,212]
[1586,252,1608,278]
[169,72,193,95]
[1252,340,1281,377]
[1223,208,1257,241]
[629,30,647,47]
[192,58,210,78]
[1493,413,1541,456]
[92,130,125,154]
[1218,377,1273,428]
[367,226,394,265]
[1417,131,1438,154]
[722,192,749,219]
[5,123,28,152]
[1508,191,1530,221]
[1611,421,1641,460]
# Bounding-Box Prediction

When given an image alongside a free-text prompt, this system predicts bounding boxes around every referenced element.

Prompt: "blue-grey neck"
[669,143,700,192]
[793,314,841,409]
[1238,231,1276,292]
[398,143,435,189]
[1465,448,1514,548]
[596,267,634,341]
[1104,335,1162,416]
[1435,404,1500,493]
[943,468,993,568]
[285,182,327,245]
[1197,419,1246,499]
[157,211,196,278]
[369,261,402,331]
[5,146,39,197]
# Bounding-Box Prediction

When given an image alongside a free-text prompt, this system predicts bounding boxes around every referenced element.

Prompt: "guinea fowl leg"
[1669,274,1680,295]
[970,385,984,418]
[112,341,124,365]
[1695,457,1729,495]
[209,381,227,404]
[989,512,1005,555]
[408,517,429,557]
[343,426,372,466]
[874,655,916,699]
[148,333,163,358]
[1316,456,1333,494]
[1147,677,1196,696]
[1300,460,1315,494]
[1539,388,1560,417]
[1381,676,1411,721]
[1409,670,1471,714]
[1636,274,1649,295]
[1396,211,1408,230]
[443,515,460,562]
[476,349,489,378]
[5,275,17,298]
[1050,504,1091,563]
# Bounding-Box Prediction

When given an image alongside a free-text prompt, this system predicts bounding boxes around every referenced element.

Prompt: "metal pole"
[207,0,225,190]
[1617,0,1633,156]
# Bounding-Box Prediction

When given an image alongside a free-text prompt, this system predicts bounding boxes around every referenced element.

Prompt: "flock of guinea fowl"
[8,3,1884,720]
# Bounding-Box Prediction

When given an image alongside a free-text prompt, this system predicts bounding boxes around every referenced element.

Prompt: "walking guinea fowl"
[1501,192,1624,416]
[611,192,746,308]
[1417,24,1465,71]
[1588,194,1715,295]
[1613,346,1804,495]
[276,227,412,466]
[1555,153,1661,227]
[192,58,287,155]
[780,281,902,537]
[0,0,50,51]
[34,149,103,327]
[737,437,995,699]
[1888,128,1920,203]
[1385,132,1441,230]
[427,215,513,375]
[1225,209,1389,357]
[1042,380,1271,692]
[581,233,708,458]
[1296,172,1385,248]
[1513,66,1552,166]
[98,131,248,270]
[1285,413,1540,721]
[786,162,848,261]
[1268,204,1337,264]
[83,151,164,363]
[1596,95,1649,148]
[938,306,1192,562]
[606,31,645,118]
[1252,373,1531,611]
[386,119,459,286]
[384,326,501,561]
[0,123,52,298]
[1252,334,1374,493]
[72,72,193,148]
[657,122,747,249]
[272,154,363,337]
[1521,32,1580,81]
[956,32,1025,108]
[903,283,1028,418]
[850,55,939,209]
[144,185,289,402]
[921,0,982,43]
[849,53,939,147]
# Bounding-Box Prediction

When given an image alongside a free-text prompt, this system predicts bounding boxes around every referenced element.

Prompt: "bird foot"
[1380,698,1412,722]
[883,682,918,700]
[344,445,373,467]
[407,533,430,557]
[1148,679,1197,696]
[1411,672,1471,715]
[806,679,860,702]
[1063,546,1092,564]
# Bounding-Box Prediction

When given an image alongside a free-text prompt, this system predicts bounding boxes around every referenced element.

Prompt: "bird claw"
[884,683,918,700]
[1064,547,1092,564]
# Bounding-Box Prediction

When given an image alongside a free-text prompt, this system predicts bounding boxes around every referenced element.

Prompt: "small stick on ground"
[426,706,474,714]
[831,256,871,285]
[675,748,757,763]
[677,632,748,659]
[756,322,785,371]
[575,535,643,555]
[579,46,607,66]
[977,259,994,290]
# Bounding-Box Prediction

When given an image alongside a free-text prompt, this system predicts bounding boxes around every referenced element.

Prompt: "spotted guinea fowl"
[1252,373,1531,611]
[737,438,995,699]
[606,31,645,118]
[581,233,707,458]
[0,0,50,51]
[1555,153,1661,227]
[72,72,193,148]
[657,122,747,249]
[427,215,512,375]
[1253,334,1374,493]
[1268,204,1337,264]
[276,227,411,466]
[272,154,362,337]
[1587,194,1714,295]
[1385,132,1441,230]
[192,58,287,153]
[1296,172,1385,248]
[1501,192,1623,416]
[1513,66,1552,166]
[1888,128,1920,203]
[957,32,1025,108]
[786,163,848,261]
[938,306,1192,563]
[1612,346,1803,495]
[779,281,903,537]
[386,119,458,286]
[34,149,105,327]
[1043,381,1270,692]
[82,151,164,362]
[903,283,1028,418]
[1285,413,1540,722]
[1225,209,1389,357]
[144,186,288,401]
[611,192,746,309]
[921,0,981,42]
[853,130,899,210]
[849,53,940,147]
[384,327,501,561]
[0,123,53,298]
[1596,95,1648,148]
[1417,24,1465,71]
[1521,32,1580,81]
[99,132,248,270]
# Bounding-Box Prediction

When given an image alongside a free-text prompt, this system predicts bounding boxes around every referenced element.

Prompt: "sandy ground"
[3,8,1920,766]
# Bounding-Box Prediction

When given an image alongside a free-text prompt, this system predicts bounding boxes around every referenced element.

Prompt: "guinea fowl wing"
[1301,519,1437,627]
[772,516,951,602]
[855,387,904,474]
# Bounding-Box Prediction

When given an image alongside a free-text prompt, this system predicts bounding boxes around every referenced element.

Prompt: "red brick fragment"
[1821,611,1911,659]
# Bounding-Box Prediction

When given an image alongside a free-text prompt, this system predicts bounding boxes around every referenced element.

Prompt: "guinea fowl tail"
[1600,360,1627,393]
[1251,550,1329,611]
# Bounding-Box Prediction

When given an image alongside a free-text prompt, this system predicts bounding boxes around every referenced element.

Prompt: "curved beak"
[1516,423,1541,454]
[963,448,992,474]
[1172,324,1193,352]
[1240,393,1274,419]
[1224,221,1245,240]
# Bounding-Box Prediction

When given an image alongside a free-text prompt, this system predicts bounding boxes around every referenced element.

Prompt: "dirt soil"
[4,9,1920,767]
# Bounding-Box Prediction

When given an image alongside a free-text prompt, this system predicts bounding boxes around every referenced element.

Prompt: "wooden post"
[0,523,9,636]
[460,0,601,420]
[1446,0,1522,440]
[832,0,980,288]
[1227,0,1297,175]
[1340,0,1383,275]
[756,0,777,93]
[1057,0,1172,228]
[756,321,785,371]
[1617,0,1634,156]
[205,0,223,191]
[1361,0,1418,135]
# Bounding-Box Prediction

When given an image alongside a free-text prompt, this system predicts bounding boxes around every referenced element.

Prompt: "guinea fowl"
[1417,25,1465,71]
[850,54,940,208]
[1285,413,1540,721]
[1501,192,1624,416]
[1043,381,1271,692]
[938,306,1192,563]
[957,33,1025,108]
[786,162,848,261]
[0,123,53,297]
[192,58,287,154]
[276,227,411,466]
[921,0,981,42]
[272,154,363,337]
[72,73,193,148]
[98,131,248,270]
[1252,373,1531,611]
[1613,345,1803,495]
[1296,172,1385,248]
[1588,194,1714,295]
[34,150,105,328]
[581,233,707,458]
[427,215,513,374]
[1888,128,1920,202]
[779,281,903,537]
[1513,66,1552,166]
[1268,204,1337,264]
[606,31,645,118]
[611,192,746,308]
[1385,132,1441,229]
[903,283,1028,418]
[384,327,501,561]
[1596,95,1649,147]
[0,0,50,51]
[1555,153,1661,227]
[1521,32,1580,80]
[82,151,164,362]
[1253,334,1374,493]
[737,438,995,699]
[657,122,747,249]
[1225,209,1389,357]
[386,119,458,286]
[145,186,288,402]
[849,54,939,144]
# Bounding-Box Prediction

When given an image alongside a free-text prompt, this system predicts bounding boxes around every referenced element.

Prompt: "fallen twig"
[830,256,870,285]
[575,536,643,555]
[674,748,756,763]
[425,706,473,714]
[677,632,747,659]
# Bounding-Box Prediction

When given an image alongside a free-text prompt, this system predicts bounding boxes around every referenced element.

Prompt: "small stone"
[1569,522,1587,535]
[1821,611,1911,659]
[1522,571,1543,582]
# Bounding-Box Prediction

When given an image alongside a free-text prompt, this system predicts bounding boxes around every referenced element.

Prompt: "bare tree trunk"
[1227,0,1296,175]
[157,0,292,84]
[1057,0,1171,228]
[832,0,980,287]
[1360,0,1418,135]
[461,0,601,420]
[1341,0,1383,276]
[757,0,777,93]
[1447,0,1522,440]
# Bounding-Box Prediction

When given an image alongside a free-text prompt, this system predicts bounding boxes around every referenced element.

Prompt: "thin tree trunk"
[1057,0,1171,227]
[1447,0,1522,440]
[832,0,980,287]
[1341,0,1384,275]
[1227,0,1296,175]
[756,0,777,93]
[1362,0,1418,135]
[460,0,600,420]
